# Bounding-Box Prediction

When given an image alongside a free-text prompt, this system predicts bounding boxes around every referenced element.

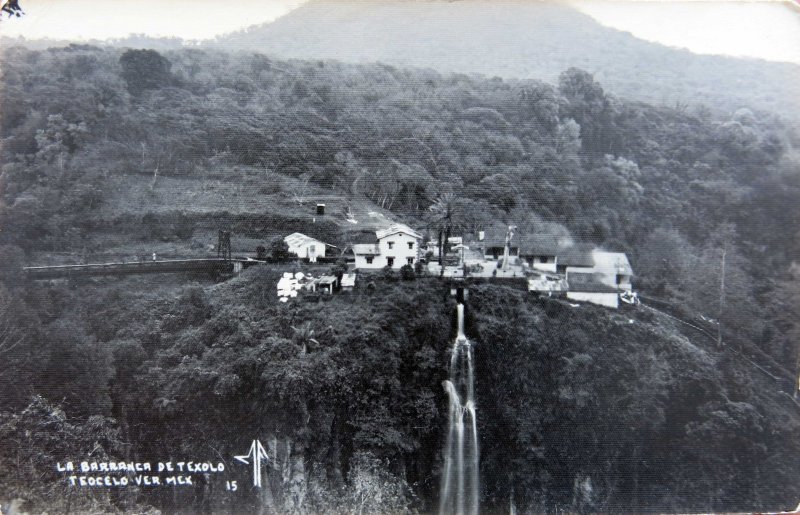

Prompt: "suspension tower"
[217,230,232,261]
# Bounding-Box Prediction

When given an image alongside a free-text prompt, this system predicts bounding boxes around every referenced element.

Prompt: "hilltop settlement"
[281,220,635,309]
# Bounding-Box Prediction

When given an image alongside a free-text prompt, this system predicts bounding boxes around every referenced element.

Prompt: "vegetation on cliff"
[2,274,799,512]
[1,42,799,512]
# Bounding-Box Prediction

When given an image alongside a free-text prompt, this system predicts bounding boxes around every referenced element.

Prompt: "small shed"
[316,275,339,294]
[341,273,357,292]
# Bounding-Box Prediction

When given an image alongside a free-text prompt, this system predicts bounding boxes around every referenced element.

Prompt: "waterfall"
[440,303,479,515]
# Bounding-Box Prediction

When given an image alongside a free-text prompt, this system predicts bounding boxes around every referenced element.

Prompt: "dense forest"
[215,0,800,121]
[1,43,800,513]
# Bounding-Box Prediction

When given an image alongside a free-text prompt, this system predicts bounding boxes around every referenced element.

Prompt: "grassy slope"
[31,166,403,265]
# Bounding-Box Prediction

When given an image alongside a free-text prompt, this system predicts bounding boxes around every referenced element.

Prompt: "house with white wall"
[565,272,622,308]
[590,250,633,290]
[353,223,422,269]
[562,249,632,287]
[519,235,560,273]
[556,244,595,275]
[479,226,520,262]
[557,246,634,308]
[284,232,329,262]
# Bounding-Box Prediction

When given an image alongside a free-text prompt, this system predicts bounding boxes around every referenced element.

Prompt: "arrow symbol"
[234,439,269,488]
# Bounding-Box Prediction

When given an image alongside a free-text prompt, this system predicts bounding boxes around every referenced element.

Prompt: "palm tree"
[291,322,318,355]
[427,192,463,266]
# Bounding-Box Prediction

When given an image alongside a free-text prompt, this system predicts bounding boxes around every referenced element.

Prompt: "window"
[387,257,395,267]
[387,241,395,249]
[408,242,414,250]
[366,256,374,264]
[407,257,414,265]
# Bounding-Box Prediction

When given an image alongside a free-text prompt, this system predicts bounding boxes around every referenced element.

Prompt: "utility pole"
[717,242,727,348]
[502,225,517,271]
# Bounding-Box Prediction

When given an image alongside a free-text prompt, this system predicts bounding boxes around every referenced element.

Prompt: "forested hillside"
[1,43,800,512]
[215,0,800,121]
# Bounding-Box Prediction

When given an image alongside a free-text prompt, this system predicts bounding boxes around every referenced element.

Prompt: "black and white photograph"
[1,0,800,513]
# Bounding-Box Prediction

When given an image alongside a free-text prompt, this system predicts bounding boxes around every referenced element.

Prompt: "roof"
[592,250,633,275]
[567,272,618,293]
[318,275,338,284]
[530,270,563,280]
[558,244,595,267]
[350,231,380,244]
[482,239,518,249]
[479,225,559,254]
[376,223,422,240]
[480,224,517,248]
[519,234,560,256]
[341,274,356,287]
[284,232,325,248]
[352,244,380,255]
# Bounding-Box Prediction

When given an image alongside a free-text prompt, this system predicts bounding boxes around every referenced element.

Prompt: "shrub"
[268,237,292,260]
[381,265,397,282]
[400,264,415,281]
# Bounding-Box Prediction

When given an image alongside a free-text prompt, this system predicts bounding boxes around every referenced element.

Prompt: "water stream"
[439,303,480,515]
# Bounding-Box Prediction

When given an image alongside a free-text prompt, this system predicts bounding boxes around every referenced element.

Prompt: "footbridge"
[23,258,262,280]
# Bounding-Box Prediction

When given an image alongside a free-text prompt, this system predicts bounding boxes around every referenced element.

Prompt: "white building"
[590,250,633,290]
[528,272,568,295]
[565,272,622,308]
[353,223,422,269]
[284,232,328,262]
[559,247,633,290]
[520,235,560,273]
[341,273,357,291]
[557,247,634,308]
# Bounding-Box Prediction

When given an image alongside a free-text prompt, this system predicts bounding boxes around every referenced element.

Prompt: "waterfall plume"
[440,303,479,515]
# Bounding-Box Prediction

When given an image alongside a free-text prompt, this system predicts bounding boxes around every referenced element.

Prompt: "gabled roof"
[479,223,517,248]
[519,234,560,256]
[349,230,380,244]
[352,244,380,255]
[558,244,595,267]
[567,272,619,293]
[592,250,633,275]
[376,223,422,240]
[284,232,325,247]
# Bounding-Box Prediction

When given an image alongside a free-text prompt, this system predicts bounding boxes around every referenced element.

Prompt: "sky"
[0,0,308,41]
[570,0,800,65]
[1,0,800,65]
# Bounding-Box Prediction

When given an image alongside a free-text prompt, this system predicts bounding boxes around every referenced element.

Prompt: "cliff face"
[469,284,800,512]
[2,273,798,513]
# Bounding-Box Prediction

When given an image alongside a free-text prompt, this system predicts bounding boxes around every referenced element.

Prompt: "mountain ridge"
[212,0,800,119]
